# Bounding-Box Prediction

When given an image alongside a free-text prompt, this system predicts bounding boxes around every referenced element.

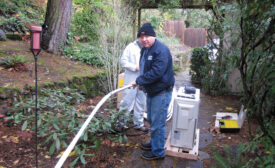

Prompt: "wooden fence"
[163,20,185,40]
[184,28,207,47]
[163,20,207,48]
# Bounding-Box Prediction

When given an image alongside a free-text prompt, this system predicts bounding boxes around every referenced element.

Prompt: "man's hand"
[136,66,140,71]
[130,81,137,88]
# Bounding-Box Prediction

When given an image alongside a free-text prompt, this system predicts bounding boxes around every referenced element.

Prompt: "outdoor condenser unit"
[170,86,200,149]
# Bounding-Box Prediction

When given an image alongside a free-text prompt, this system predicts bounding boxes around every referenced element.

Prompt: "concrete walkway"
[123,70,213,168]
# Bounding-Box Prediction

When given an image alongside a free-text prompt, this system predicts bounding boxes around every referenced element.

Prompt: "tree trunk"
[42,0,72,55]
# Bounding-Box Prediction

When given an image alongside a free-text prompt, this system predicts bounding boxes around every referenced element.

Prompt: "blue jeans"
[147,89,172,157]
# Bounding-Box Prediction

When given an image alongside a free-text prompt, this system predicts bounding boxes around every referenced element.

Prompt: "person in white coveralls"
[119,38,148,132]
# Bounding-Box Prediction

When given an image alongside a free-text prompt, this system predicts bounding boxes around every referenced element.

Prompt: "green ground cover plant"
[0,54,27,69]
[0,0,45,34]
[8,87,127,167]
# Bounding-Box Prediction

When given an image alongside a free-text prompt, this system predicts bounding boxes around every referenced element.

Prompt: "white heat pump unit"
[170,86,200,149]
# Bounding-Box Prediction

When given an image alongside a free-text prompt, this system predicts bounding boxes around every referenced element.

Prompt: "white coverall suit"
[119,40,146,128]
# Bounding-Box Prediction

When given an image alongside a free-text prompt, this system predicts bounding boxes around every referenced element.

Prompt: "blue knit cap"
[137,22,156,37]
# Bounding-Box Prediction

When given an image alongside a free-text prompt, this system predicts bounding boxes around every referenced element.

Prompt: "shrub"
[0,0,45,33]
[190,47,210,84]
[70,0,106,43]
[213,145,247,168]
[0,16,28,34]
[0,55,27,69]
[74,45,103,67]
[213,131,275,168]
[190,47,228,95]
[63,42,103,67]
[0,0,18,16]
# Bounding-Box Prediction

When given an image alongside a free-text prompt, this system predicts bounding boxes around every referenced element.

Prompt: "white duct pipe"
[55,84,132,168]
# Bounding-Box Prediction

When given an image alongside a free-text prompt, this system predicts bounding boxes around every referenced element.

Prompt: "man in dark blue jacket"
[131,22,175,160]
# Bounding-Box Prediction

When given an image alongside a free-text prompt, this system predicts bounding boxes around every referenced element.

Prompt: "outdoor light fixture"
[30,26,42,55]
[30,25,42,168]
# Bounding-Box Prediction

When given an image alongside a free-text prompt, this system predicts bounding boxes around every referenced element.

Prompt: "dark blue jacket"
[136,39,175,97]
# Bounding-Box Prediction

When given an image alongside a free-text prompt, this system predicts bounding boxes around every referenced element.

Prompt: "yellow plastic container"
[118,73,124,88]
[117,73,124,108]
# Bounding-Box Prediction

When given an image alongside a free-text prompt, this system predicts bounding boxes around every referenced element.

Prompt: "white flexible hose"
[55,84,132,168]
[166,87,176,121]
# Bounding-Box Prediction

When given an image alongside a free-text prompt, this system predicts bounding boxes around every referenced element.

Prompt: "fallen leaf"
[1,135,7,139]
[13,159,19,165]
[225,107,233,111]
[88,105,96,109]
[69,151,76,157]
[10,136,19,143]
[4,83,11,87]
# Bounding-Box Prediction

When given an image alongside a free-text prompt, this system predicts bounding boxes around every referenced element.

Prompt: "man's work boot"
[141,151,165,160]
[140,142,151,151]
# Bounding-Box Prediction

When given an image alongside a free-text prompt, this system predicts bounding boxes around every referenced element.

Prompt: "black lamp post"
[30,25,42,168]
